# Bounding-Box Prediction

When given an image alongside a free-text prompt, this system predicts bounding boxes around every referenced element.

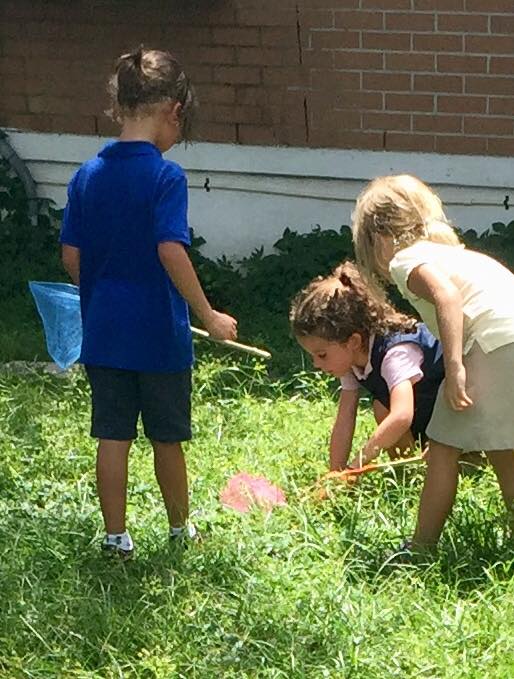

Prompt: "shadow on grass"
[318,467,514,595]
[0,510,263,673]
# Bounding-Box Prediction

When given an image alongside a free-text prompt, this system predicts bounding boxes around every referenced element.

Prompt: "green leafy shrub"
[461,220,514,272]
[0,158,64,361]
[189,219,514,377]
[190,225,354,315]
[0,158,63,297]
[189,225,356,375]
[2,155,514,375]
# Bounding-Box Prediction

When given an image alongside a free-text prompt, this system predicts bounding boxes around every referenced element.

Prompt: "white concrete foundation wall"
[7,130,514,259]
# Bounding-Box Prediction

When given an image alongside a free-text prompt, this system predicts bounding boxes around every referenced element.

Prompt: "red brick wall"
[1,0,513,155]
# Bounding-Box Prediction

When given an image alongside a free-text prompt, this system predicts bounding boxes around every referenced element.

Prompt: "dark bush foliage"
[1,158,513,374]
[0,158,63,298]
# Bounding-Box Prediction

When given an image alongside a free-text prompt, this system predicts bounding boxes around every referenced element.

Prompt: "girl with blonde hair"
[352,174,514,550]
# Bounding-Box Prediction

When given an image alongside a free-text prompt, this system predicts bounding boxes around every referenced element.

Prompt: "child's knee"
[426,441,461,466]
[151,440,184,457]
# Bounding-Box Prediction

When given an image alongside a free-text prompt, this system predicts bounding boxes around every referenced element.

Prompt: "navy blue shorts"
[85,366,192,443]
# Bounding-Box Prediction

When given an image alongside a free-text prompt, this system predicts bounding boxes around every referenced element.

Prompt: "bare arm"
[350,380,414,468]
[329,389,359,471]
[62,245,80,285]
[158,241,237,340]
[407,264,472,411]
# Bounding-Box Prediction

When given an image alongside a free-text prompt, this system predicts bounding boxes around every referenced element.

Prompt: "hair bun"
[338,271,352,288]
[333,261,358,289]
[132,45,143,69]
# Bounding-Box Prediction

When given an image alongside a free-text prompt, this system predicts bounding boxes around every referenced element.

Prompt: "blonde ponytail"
[425,220,460,246]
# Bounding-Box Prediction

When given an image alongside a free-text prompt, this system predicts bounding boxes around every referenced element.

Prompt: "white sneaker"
[101,531,134,560]
[169,523,199,544]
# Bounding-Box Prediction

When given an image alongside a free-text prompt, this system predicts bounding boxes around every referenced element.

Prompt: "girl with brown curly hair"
[290,261,444,471]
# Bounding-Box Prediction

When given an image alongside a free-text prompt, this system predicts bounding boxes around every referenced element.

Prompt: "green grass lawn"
[0,294,48,363]
[0,357,513,678]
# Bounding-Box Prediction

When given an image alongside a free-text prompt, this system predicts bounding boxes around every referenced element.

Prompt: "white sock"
[106,531,133,551]
[170,523,196,539]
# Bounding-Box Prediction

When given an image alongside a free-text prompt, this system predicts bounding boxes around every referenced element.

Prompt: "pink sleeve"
[340,371,359,391]
[381,343,424,392]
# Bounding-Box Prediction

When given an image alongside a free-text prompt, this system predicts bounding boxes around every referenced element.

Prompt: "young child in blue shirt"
[60,47,237,558]
[290,261,444,471]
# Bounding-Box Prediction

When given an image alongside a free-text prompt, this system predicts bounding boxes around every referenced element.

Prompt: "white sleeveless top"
[389,241,514,354]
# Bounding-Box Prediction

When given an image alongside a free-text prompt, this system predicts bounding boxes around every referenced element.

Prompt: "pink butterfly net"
[220,473,287,514]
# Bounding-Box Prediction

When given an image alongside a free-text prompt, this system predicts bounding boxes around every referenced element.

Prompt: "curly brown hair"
[289,261,416,343]
[107,46,197,141]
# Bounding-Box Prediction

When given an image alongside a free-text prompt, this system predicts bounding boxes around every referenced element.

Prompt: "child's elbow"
[393,412,414,435]
[435,284,462,308]
[62,246,79,277]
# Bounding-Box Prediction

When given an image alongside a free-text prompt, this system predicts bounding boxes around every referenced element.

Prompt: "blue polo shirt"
[60,140,193,372]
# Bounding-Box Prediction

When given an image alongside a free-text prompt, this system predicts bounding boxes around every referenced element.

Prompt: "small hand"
[445,362,473,411]
[348,448,372,470]
[347,457,366,471]
[205,311,238,341]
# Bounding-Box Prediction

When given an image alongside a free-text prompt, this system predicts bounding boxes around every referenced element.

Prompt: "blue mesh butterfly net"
[29,281,82,370]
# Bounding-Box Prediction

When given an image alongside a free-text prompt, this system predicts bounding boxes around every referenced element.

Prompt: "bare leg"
[486,450,514,528]
[373,400,417,460]
[96,439,132,534]
[412,440,461,549]
[152,441,189,528]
